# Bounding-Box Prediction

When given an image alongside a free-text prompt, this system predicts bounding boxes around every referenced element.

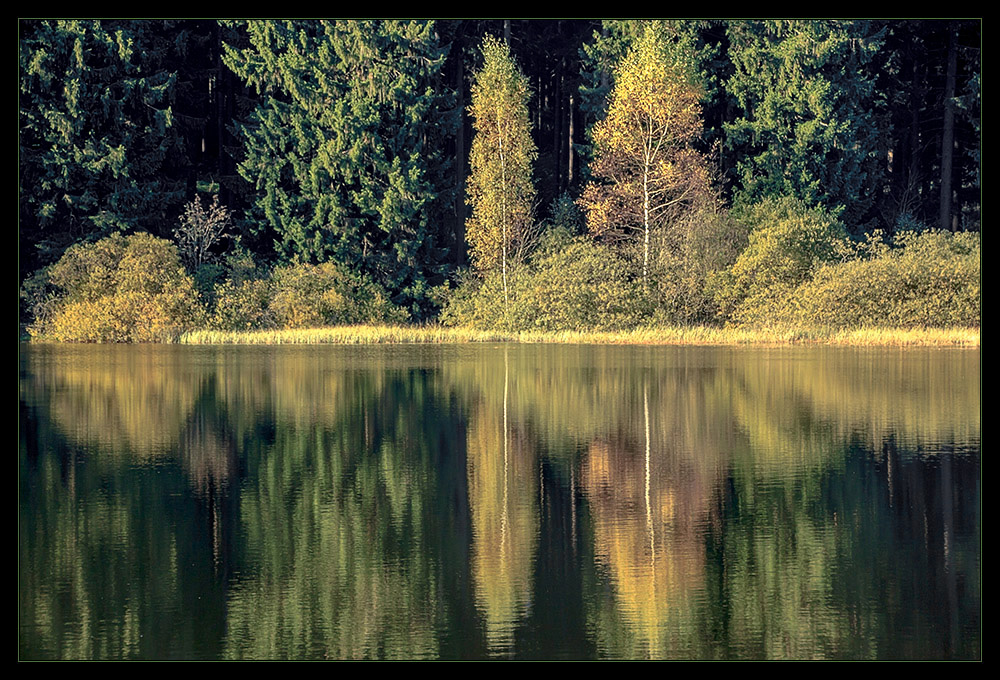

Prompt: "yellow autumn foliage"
[32,232,204,342]
[466,35,537,277]
[581,24,711,282]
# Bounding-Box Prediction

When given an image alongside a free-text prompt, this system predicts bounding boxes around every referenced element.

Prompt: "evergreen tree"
[19,20,188,271]
[223,20,455,316]
[465,35,537,312]
[725,20,885,229]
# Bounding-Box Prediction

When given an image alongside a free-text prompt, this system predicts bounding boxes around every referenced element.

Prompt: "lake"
[19,343,980,660]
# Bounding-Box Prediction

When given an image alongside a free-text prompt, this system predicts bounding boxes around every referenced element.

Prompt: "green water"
[19,343,980,660]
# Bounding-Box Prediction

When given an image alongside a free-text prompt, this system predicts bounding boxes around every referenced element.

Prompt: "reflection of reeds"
[726,348,980,463]
[179,325,979,347]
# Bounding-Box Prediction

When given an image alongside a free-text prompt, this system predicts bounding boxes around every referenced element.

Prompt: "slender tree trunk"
[567,93,575,188]
[939,24,957,232]
[642,142,650,284]
[554,56,563,193]
[454,24,467,265]
[499,108,509,315]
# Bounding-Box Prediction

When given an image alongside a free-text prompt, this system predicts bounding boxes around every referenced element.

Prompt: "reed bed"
[178,325,979,347]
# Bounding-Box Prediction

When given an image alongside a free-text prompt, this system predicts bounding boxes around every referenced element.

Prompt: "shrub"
[31,233,204,342]
[651,208,749,324]
[442,235,650,332]
[267,261,409,329]
[174,195,232,271]
[208,278,276,331]
[710,197,846,326]
[794,230,980,328]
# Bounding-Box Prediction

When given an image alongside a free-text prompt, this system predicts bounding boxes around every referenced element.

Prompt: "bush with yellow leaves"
[29,233,204,342]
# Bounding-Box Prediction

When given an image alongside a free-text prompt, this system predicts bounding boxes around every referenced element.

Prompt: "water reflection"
[19,344,980,659]
[467,348,539,656]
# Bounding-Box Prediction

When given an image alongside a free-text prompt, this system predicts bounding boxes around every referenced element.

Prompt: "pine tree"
[725,20,885,229]
[465,35,537,312]
[223,20,455,316]
[19,20,188,270]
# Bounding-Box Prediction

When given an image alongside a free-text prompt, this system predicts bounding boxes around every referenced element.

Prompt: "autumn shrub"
[208,278,276,331]
[266,261,409,329]
[31,232,205,342]
[794,230,980,328]
[709,197,846,326]
[442,233,650,331]
[651,208,749,324]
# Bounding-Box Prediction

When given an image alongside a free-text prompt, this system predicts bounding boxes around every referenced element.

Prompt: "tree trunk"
[567,93,575,188]
[939,24,957,232]
[454,24,467,265]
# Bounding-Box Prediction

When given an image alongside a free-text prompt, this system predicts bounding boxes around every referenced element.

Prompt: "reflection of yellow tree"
[467,351,538,655]
[580,381,718,659]
[582,436,712,658]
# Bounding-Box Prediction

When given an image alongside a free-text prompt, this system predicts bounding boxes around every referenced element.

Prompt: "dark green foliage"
[443,234,649,332]
[29,233,204,342]
[223,20,456,316]
[876,20,981,232]
[19,21,189,269]
[795,230,980,328]
[725,20,885,228]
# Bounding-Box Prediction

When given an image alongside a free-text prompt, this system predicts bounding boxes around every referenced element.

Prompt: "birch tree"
[580,25,710,284]
[466,35,537,312]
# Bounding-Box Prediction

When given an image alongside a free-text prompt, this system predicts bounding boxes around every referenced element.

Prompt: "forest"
[18,19,981,341]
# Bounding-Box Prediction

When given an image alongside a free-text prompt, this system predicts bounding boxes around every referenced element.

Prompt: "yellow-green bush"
[442,234,650,331]
[267,261,408,329]
[650,208,749,324]
[709,197,846,326]
[31,233,204,342]
[208,278,276,331]
[794,230,980,328]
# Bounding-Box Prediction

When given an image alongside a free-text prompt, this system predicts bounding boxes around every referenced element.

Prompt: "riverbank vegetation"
[20,21,980,345]
[176,325,979,347]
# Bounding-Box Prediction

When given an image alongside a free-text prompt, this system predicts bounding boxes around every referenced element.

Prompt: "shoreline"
[167,325,980,347]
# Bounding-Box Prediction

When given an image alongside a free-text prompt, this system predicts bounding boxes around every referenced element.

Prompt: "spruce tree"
[725,20,885,229]
[223,20,455,316]
[19,20,187,270]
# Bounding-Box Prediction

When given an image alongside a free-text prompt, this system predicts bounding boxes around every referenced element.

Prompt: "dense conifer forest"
[19,20,981,340]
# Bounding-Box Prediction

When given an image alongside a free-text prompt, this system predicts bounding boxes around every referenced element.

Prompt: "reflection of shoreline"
[20,344,980,660]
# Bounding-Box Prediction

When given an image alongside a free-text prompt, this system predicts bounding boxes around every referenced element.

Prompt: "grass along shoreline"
[176,325,980,347]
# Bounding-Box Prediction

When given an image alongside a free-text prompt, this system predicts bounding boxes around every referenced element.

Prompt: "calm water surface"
[19,343,980,660]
